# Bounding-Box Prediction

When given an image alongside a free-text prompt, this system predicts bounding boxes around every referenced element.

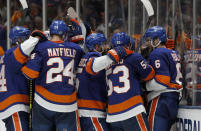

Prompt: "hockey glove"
[68,19,84,43]
[31,30,47,42]
[107,46,133,63]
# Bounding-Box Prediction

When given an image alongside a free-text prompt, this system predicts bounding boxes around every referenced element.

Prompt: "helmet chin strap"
[151,40,161,48]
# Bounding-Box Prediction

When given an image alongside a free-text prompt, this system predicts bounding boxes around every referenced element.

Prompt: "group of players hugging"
[0,16,182,131]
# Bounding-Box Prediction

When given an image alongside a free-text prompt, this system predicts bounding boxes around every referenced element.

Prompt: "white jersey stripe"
[35,93,77,112]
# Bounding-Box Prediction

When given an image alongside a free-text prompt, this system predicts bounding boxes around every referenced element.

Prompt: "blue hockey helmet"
[9,26,31,44]
[111,32,130,48]
[49,20,68,36]
[144,26,167,47]
[85,33,106,51]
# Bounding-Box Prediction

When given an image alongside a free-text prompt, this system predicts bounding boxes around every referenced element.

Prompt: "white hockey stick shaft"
[140,0,154,17]
[19,0,28,9]
[135,0,154,52]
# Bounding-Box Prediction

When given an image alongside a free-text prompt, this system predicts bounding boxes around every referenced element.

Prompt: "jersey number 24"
[46,57,74,85]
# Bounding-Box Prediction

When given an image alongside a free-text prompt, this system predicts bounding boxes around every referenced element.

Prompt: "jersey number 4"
[46,57,74,85]
[0,65,7,92]
[106,65,130,96]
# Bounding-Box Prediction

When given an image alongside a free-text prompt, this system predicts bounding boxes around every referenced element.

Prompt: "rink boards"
[177,106,201,131]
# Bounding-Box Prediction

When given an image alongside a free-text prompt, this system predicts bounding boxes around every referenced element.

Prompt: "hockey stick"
[176,0,185,52]
[67,7,87,42]
[28,79,34,131]
[135,0,154,53]
[18,1,34,131]
[19,0,28,9]
[19,0,29,26]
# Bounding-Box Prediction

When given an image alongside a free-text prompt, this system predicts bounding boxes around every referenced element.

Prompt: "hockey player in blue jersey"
[76,33,109,131]
[0,26,42,131]
[144,26,183,131]
[86,32,155,131]
[107,32,155,131]
[21,20,83,131]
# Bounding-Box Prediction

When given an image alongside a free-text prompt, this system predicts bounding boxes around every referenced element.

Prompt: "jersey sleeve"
[4,37,39,72]
[3,47,28,73]
[19,36,39,56]
[129,53,155,81]
[148,52,170,86]
[84,52,101,75]
[74,47,85,69]
[86,55,113,75]
[13,46,28,64]
[13,36,39,65]
[21,51,42,79]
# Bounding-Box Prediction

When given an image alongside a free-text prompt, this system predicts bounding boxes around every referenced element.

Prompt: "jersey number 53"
[106,65,130,96]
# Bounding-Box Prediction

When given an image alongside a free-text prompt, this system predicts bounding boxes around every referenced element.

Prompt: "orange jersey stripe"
[169,83,182,89]
[155,75,170,86]
[108,95,143,114]
[14,47,28,64]
[71,19,80,26]
[21,66,39,79]
[35,85,77,103]
[0,46,4,56]
[137,114,148,131]
[49,40,64,43]
[12,112,22,131]
[107,49,119,62]
[77,99,106,110]
[70,36,84,42]
[76,110,81,131]
[86,58,96,75]
[148,97,159,131]
[92,117,103,131]
[155,75,182,89]
[0,94,29,111]
[143,66,155,81]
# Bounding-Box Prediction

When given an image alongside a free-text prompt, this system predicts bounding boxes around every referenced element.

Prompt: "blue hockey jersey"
[21,40,84,112]
[105,53,155,122]
[76,52,107,118]
[0,46,29,119]
[146,47,183,101]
